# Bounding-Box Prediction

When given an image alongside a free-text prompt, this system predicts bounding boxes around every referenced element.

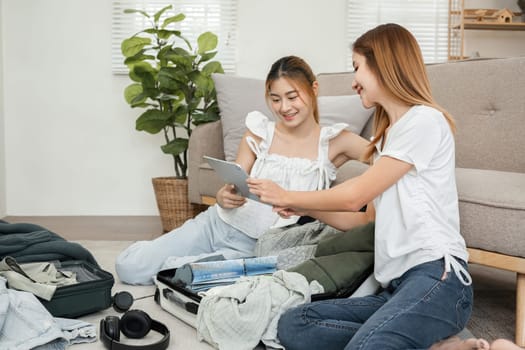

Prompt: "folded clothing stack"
[172,255,278,292]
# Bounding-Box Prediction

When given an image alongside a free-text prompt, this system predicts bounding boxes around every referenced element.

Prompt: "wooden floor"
[2,215,164,241]
[1,215,517,342]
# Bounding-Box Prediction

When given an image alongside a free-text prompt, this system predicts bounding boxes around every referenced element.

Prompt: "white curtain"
[346,0,449,69]
[111,0,238,74]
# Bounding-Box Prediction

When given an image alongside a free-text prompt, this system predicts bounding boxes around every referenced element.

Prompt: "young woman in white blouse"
[115,55,369,285]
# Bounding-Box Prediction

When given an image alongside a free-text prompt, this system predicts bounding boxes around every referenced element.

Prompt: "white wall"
[0,0,6,217]
[2,0,525,216]
[236,0,347,78]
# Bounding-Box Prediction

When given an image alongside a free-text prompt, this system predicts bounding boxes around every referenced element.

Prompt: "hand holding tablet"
[204,156,260,201]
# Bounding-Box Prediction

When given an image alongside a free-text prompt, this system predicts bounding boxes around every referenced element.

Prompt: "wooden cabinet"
[448,0,525,60]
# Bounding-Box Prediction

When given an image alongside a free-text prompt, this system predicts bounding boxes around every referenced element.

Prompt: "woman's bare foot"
[429,336,490,350]
[490,339,523,350]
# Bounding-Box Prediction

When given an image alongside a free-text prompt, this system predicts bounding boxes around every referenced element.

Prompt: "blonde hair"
[265,56,319,123]
[353,23,456,161]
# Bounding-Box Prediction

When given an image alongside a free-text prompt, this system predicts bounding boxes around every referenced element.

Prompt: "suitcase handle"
[162,288,199,314]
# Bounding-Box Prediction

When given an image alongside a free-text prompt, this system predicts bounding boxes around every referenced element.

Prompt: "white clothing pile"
[196,270,323,350]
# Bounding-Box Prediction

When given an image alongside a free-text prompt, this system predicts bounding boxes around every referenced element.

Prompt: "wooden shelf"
[448,0,525,60]
[462,21,525,30]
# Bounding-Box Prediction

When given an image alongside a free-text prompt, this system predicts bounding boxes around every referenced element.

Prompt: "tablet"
[203,156,260,201]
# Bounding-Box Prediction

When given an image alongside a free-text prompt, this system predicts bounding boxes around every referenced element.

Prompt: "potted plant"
[121,5,224,232]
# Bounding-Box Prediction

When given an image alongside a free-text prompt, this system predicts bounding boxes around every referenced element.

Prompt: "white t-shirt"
[217,111,348,238]
[373,105,469,287]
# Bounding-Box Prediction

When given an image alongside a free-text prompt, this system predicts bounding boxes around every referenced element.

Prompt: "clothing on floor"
[0,222,99,267]
[0,276,97,350]
[0,257,77,300]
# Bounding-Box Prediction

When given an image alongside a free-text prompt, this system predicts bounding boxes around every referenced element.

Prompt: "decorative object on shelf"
[448,0,525,60]
[492,8,514,23]
[121,5,223,232]
[464,8,515,23]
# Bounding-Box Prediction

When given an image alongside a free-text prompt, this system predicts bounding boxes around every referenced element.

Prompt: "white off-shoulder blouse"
[216,111,348,239]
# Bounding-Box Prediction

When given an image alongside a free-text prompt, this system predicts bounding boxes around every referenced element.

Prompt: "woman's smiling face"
[268,77,315,127]
[351,52,382,109]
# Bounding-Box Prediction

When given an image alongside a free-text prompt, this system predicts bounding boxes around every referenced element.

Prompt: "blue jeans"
[115,205,257,285]
[277,258,473,350]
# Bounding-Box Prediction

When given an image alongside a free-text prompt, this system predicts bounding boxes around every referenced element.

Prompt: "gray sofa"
[188,56,525,346]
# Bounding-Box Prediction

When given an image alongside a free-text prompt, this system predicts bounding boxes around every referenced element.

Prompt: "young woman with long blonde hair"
[248,24,522,350]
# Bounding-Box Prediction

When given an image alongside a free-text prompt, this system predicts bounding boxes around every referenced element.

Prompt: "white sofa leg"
[517,272,525,347]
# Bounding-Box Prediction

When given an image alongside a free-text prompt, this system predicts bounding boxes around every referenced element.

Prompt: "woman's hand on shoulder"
[216,184,247,209]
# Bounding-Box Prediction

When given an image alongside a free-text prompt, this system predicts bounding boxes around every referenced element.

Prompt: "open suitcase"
[0,221,115,318]
[154,264,376,328]
[39,260,114,318]
[154,221,377,327]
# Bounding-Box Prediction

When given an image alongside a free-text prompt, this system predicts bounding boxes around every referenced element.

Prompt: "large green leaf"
[161,138,188,156]
[173,104,188,125]
[124,52,155,65]
[133,64,158,90]
[162,13,185,29]
[158,67,188,90]
[124,9,149,18]
[121,37,151,58]
[163,49,193,71]
[190,71,213,97]
[153,5,172,25]
[124,83,144,105]
[141,87,161,100]
[199,51,218,62]
[197,32,218,54]
[128,61,155,83]
[192,110,220,125]
[202,61,224,76]
[136,109,171,134]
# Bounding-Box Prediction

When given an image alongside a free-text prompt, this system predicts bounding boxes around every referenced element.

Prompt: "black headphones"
[100,309,170,350]
[113,291,135,313]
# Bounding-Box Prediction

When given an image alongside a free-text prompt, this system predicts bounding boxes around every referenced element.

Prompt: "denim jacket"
[0,276,68,350]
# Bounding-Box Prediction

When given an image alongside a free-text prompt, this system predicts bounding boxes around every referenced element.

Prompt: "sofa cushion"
[426,57,525,173]
[197,163,225,199]
[456,168,525,258]
[213,73,374,162]
[332,160,370,187]
[212,74,272,162]
[318,95,373,135]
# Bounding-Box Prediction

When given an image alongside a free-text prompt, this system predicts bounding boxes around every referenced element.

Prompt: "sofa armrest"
[188,120,225,204]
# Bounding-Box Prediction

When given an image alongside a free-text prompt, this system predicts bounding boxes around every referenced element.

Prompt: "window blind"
[346,1,449,70]
[112,0,237,74]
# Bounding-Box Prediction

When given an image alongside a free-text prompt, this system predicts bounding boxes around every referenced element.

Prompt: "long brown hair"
[265,56,319,123]
[353,23,455,161]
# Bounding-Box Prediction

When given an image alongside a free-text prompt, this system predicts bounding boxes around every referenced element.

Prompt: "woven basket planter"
[152,177,207,233]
